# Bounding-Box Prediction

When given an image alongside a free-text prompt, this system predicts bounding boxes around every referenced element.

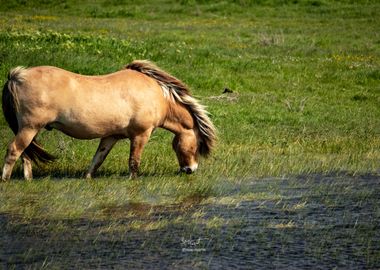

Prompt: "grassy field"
[0,0,379,268]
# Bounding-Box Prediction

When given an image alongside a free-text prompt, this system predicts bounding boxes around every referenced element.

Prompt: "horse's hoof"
[128,173,137,179]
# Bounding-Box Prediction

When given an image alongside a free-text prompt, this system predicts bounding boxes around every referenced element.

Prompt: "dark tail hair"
[2,67,56,164]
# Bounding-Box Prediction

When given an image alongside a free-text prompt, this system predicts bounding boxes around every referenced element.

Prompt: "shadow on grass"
[1,172,379,269]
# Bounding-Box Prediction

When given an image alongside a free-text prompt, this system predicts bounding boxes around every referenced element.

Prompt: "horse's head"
[172,130,199,174]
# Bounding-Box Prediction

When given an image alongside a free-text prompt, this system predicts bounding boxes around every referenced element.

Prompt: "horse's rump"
[2,67,56,164]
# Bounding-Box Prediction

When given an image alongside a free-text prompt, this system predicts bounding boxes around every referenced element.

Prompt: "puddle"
[1,174,379,269]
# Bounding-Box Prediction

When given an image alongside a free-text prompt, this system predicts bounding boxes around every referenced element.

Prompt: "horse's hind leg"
[22,154,33,181]
[85,136,118,179]
[2,128,38,181]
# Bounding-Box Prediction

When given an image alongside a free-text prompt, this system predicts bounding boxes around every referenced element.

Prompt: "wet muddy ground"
[1,174,379,269]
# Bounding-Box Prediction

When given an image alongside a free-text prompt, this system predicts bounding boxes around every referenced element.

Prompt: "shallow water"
[1,174,379,269]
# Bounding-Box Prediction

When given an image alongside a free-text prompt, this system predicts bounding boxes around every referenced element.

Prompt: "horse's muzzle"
[181,167,193,174]
[180,164,198,174]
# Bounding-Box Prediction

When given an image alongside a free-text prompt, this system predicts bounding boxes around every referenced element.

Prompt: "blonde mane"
[125,60,216,156]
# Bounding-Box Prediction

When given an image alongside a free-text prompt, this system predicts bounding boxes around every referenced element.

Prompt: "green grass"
[0,0,379,267]
[1,0,379,181]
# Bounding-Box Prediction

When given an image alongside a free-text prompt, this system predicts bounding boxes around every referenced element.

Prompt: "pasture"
[0,0,379,268]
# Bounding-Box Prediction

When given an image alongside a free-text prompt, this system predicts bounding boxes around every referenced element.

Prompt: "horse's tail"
[2,67,56,164]
[126,60,216,156]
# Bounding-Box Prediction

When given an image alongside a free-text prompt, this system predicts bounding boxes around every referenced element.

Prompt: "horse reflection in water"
[1,60,216,181]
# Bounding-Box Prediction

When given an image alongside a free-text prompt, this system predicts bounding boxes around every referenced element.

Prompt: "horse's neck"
[162,102,195,135]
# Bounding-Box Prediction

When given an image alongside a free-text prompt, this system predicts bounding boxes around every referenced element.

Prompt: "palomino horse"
[1,60,216,180]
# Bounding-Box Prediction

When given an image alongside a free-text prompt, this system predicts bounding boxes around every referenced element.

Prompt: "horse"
[1,60,216,181]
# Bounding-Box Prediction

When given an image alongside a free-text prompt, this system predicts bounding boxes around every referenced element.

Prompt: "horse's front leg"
[85,136,118,179]
[129,129,152,178]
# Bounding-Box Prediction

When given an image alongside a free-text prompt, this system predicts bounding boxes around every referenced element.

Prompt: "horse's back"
[14,66,168,139]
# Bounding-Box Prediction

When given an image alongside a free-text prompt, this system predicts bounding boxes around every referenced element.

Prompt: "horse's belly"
[48,92,164,139]
[50,116,130,139]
